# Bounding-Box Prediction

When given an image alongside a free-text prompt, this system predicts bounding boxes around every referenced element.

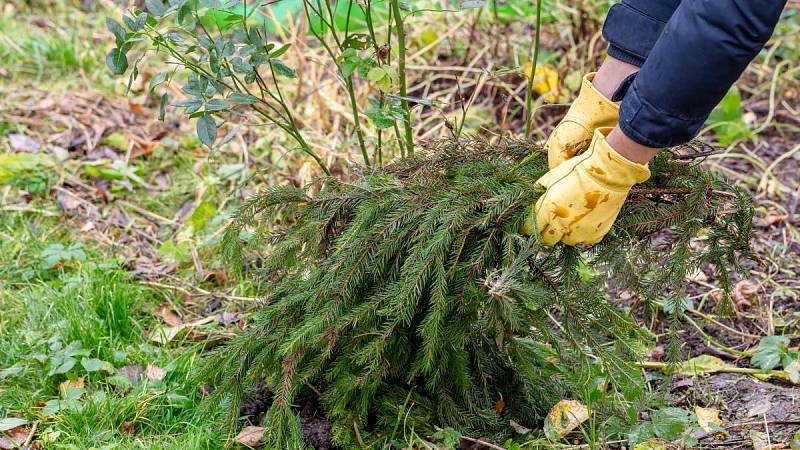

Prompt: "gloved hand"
[545,73,619,169]
[523,128,650,246]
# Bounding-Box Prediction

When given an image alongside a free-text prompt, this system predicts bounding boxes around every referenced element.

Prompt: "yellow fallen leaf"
[679,355,729,375]
[695,406,722,432]
[543,399,589,440]
[633,438,668,450]
[523,64,559,103]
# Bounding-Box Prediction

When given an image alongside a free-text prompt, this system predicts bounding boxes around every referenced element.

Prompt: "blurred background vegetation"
[1,0,798,448]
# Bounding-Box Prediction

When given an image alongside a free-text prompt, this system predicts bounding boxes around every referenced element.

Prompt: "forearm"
[617,0,788,150]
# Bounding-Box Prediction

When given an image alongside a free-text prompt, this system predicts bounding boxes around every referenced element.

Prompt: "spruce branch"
[203,136,754,447]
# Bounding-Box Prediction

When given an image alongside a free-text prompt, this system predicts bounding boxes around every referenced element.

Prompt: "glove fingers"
[545,120,593,169]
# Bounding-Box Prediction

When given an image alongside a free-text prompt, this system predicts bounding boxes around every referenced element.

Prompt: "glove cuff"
[570,73,620,116]
[586,128,651,188]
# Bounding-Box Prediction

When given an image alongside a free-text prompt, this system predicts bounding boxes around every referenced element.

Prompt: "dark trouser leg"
[618,0,788,148]
[602,0,683,67]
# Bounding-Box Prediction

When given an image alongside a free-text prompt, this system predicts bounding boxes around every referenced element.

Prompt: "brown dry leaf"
[493,395,505,414]
[145,364,166,381]
[732,280,759,308]
[120,420,135,435]
[543,399,589,440]
[0,426,33,449]
[235,426,265,448]
[128,102,148,117]
[695,406,722,432]
[57,190,83,212]
[155,303,183,327]
[58,377,84,397]
[760,213,788,228]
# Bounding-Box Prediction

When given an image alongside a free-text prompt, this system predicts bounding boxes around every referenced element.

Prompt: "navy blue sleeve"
[617,0,788,149]
[603,0,683,67]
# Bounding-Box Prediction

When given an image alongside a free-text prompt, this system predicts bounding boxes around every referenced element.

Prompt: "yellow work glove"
[546,73,619,169]
[523,128,650,246]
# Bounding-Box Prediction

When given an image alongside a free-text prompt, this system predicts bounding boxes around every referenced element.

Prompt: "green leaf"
[651,407,690,440]
[145,0,166,16]
[190,201,218,231]
[751,335,790,370]
[196,115,217,148]
[0,153,52,184]
[626,423,655,447]
[106,48,129,75]
[366,66,386,82]
[177,99,203,115]
[106,18,127,46]
[228,92,260,105]
[159,93,169,121]
[50,357,77,376]
[271,59,296,78]
[205,98,230,112]
[148,73,168,92]
[270,43,292,58]
[342,33,370,50]
[366,106,398,129]
[81,358,113,373]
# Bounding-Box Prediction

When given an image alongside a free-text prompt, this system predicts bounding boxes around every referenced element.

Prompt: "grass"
[0,0,798,448]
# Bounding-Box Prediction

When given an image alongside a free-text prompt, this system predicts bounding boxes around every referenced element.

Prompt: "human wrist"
[592,56,639,99]
[606,126,659,165]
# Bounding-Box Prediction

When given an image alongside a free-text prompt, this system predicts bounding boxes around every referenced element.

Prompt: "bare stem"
[391,0,414,156]
[523,0,543,138]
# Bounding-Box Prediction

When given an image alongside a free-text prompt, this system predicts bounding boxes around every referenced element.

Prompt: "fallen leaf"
[523,65,560,103]
[760,213,788,228]
[493,395,505,414]
[128,102,148,117]
[9,133,41,153]
[633,439,668,450]
[543,399,589,440]
[116,365,145,388]
[509,420,531,435]
[784,359,800,384]
[0,426,32,449]
[695,406,722,432]
[150,324,186,344]
[687,269,708,283]
[58,377,84,397]
[732,280,759,308]
[216,311,240,325]
[0,418,28,432]
[145,364,166,381]
[56,190,82,212]
[149,316,215,344]
[120,420,135,435]
[749,430,788,450]
[679,355,730,375]
[155,303,183,326]
[235,426,265,448]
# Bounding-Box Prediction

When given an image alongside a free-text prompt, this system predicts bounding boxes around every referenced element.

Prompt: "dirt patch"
[669,373,800,446]
[239,381,336,450]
